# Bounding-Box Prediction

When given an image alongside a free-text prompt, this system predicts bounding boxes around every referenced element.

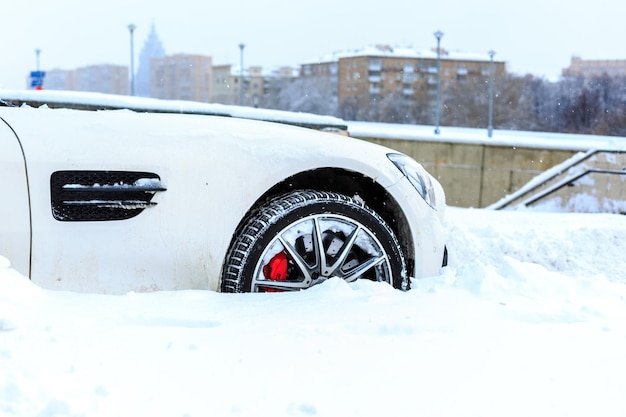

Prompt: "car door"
[0,116,31,277]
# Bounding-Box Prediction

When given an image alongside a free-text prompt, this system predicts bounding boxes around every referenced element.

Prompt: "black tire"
[221,190,407,292]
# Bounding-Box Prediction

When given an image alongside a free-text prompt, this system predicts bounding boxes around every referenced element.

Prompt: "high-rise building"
[136,23,166,97]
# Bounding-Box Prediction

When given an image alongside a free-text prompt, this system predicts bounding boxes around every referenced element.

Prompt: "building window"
[369,58,382,71]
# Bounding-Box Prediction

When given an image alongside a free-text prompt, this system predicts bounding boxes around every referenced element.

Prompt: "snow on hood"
[0,89,347,130]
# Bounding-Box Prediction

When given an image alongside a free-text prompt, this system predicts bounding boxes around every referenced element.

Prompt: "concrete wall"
[358,137,577,208]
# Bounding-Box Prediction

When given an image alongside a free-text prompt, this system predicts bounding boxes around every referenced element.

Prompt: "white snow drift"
[2,207,626,417]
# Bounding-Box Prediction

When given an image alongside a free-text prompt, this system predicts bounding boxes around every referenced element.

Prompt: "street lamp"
[33,48,43,90]
[487,50,496,138]
[128,23,136,96]
[434,30,444,135]
[239,43,245,106]
[35,49,41,72]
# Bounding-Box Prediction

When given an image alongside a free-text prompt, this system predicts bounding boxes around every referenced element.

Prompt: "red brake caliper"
[262,251,288,291]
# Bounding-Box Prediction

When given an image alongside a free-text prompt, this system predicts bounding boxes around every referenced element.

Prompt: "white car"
[0,105,447,293]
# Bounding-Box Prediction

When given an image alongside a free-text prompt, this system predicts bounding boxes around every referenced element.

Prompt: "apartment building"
[75,65,129,95]
[150,54,212,102]
[301,45,506,113]
[212,64,237,105]
[211,64,264,106]
[212,64,297,107]
[41,68,75,91]
[563,56,626,77]
[40,64,129,95]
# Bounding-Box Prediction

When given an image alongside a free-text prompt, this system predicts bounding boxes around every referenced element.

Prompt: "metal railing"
[490,149,626,212]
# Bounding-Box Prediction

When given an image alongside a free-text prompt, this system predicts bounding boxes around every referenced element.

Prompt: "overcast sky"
[1,0,622,89]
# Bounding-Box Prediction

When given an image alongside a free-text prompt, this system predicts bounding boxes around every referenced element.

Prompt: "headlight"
[387,153,437,209]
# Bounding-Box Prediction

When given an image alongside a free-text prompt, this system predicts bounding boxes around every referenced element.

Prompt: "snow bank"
[348,121,626,152]
[0,257,45,332]
[1,208,626,417]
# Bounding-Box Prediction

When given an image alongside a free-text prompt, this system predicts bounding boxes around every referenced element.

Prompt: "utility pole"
[434,30,444,135]
[488,50,496,138]
[128,23,136,96]
[239,43,245,106]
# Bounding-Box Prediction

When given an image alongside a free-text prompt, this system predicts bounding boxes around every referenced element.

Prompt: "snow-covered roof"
[305,44,504,65]
[226,65,299,78]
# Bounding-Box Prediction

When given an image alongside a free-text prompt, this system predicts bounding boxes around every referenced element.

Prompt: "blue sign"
[30,70,46,88]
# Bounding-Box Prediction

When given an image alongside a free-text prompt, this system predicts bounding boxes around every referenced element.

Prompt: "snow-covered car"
[0,106,447,294]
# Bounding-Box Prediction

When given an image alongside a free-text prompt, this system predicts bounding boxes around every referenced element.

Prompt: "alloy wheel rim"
[251,213,392,292]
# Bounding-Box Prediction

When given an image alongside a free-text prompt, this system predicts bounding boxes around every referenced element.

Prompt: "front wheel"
[221,191,407,292]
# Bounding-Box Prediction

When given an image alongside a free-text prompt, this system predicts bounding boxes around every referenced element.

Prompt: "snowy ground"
[1,207,626,417]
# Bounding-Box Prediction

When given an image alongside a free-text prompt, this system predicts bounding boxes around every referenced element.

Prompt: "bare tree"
[266,77,338,116]
[265,69,626,137]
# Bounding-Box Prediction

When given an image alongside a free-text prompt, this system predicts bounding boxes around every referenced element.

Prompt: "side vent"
[51,171,166,222]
